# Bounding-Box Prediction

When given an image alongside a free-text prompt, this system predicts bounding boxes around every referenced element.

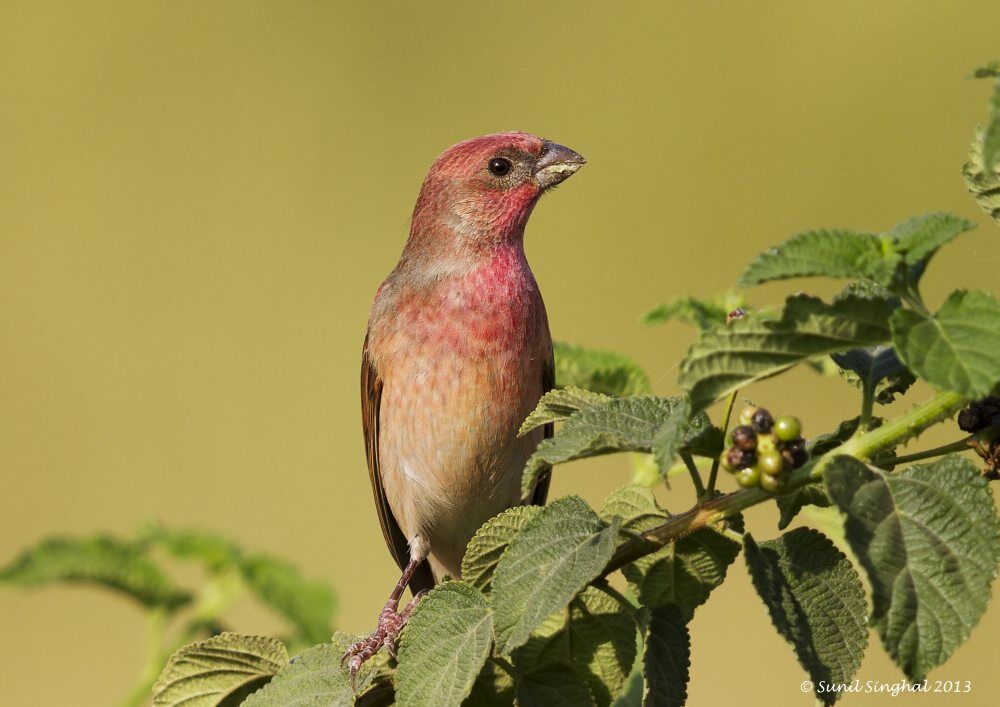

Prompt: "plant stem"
[681,453,706,497]
[599,389,966,578]
[884,437,972,466]
[117,609,169,707]
[859,379,876,432]
[707,389,739,495]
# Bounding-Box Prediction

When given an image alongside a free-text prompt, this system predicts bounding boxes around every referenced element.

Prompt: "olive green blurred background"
[2,2,999,705]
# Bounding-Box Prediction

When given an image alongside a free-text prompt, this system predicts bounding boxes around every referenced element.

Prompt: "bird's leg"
[342,554,427,681]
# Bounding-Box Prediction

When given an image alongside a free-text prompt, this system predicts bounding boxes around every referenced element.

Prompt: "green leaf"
[153,633,288,707]
[891,289,1000,398]
[642,291,745,330]
[240,642,354,707]
[972,61,1000,79]
[517,664,596,706]
[396,581,494,707]
[463,506,542,592]
[492,496,621,655]
[599,485,670,533]
[679,294,892,410]
[522,396,702,494]
[554,341,651,396]
[972,67,1000,172]
[887,213,976,268]
[139,525,335,643]
[0,535,190,610]
[515,587,639,706]
[744,529,868,705]
[622,527,740,619]
[776,483,831,530]
[520,387,612,436]
[964,129,1000,223]
[465,661,515,707]
[738,228,897,287]
[824,455,1000,681]
[831,346,915,404]
[833,279,899,305]
[642,605,690,707]
[138,524,243,571]
[240,554,336,645]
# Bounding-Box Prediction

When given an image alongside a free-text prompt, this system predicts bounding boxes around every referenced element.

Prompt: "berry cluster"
[957,396,1000,433]
[958,396,1000,480]
[721,406,808,492]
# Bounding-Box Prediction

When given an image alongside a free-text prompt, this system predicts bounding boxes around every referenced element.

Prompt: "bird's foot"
[342,591,426,686]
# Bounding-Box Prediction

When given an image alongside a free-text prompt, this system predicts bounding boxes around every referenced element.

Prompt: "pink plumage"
[345,131,585,675]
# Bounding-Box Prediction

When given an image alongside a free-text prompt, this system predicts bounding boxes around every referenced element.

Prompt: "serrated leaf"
[776,483,831,530]
[974,69,1000,172]
[240,642,353,707]
[520,387,612,437]
[887,213,976,268]
[622,527,740,620]
[599,485,670,533]
[679,294,892,410]
[554,341,651,396]
[890,289,1000,398]
[153,633,288,707]
[831,346,915,405]
[463,506,542,592]
[522,396,701,494]
[963,129,1000,223]
[0,535,190,609]
[240,554,336,645]
[517,664,596,706]
[642,291,745,330]
[492,496,620,655]
[396,581,494,707]
[642,605,690,707]
[833,280,900,305]
[824,455,1000,681]
[739,228,897,287]
[744,529,867,705]
[515,587,638,706]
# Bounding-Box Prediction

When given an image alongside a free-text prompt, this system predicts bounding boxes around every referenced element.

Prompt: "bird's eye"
[488,157,512,177]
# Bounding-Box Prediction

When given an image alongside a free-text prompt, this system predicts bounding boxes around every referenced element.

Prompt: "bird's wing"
[528,352,555,507]
[361,334,435,594]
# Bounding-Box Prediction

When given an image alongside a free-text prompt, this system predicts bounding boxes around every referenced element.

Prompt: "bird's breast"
[369,249,551,570]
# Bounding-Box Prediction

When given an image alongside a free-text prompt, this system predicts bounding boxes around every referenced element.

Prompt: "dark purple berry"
[731,425,757,451]
[958,407,982,433]
[726,447,755,470]
[751,408,774,433]
[780,439,809,469]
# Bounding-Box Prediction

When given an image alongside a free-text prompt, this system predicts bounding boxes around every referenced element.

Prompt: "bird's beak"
[534,140,586,189]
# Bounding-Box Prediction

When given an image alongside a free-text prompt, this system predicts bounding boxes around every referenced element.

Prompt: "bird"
[342,132,586,675]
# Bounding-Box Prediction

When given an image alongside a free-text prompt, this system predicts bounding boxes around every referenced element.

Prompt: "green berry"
[759,449,784,475]
[757,434,776,454]
[774,415,802,442]
[759,472,787,493]
[739,405,758,426]
[735,465,761,488]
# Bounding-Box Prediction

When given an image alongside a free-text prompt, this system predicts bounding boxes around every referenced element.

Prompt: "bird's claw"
[342,597,421,689]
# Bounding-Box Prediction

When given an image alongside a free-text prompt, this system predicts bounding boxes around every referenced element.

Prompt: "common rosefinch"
[343,132,585,674]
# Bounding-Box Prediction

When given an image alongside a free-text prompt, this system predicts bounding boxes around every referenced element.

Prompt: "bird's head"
[406,132,585,262]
